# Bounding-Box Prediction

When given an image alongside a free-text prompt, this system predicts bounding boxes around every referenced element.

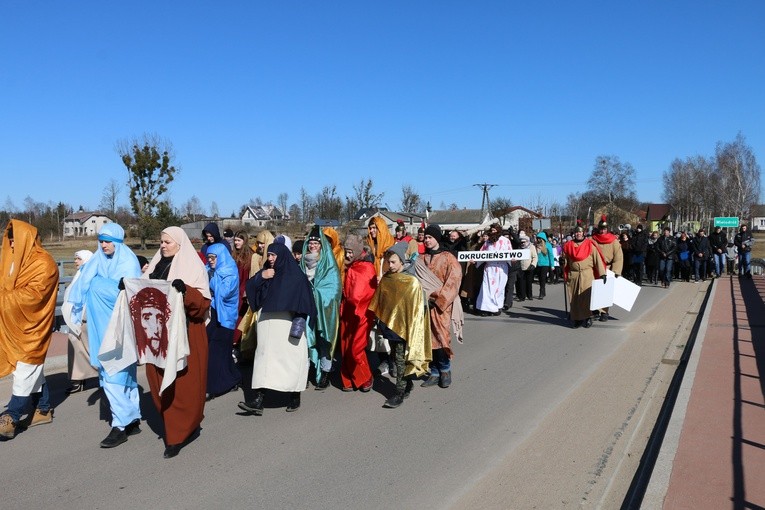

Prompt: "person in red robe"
[338,234,377,392]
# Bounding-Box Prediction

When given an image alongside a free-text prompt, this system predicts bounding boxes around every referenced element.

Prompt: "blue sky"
[2,1,763,216]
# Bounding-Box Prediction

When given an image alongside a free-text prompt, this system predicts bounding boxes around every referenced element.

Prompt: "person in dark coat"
[629,225,649,285]
[691,229,711,282]
[708,226,728,278]
[645,231,660,285]
[656,227,677,288]
[734,225,754,278]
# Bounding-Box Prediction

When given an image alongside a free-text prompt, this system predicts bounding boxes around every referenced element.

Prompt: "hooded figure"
[300,227,341,388]
[201,222,231,256]
[239,243,317,415]
[66,223,143,447]
[0,220,59,440]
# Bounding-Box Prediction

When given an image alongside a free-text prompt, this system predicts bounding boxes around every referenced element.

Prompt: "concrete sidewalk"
[645,275,765,509]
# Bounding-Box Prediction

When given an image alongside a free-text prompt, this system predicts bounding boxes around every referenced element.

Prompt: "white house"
[750,205,765,231]
[63,211,112,237]
[241,204,288,227]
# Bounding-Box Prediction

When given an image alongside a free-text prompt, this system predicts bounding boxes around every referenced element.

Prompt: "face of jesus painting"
[130,286,171,359]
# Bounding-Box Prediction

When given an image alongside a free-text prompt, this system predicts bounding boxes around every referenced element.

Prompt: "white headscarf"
[144,226,211,300]
[74,249,93,265]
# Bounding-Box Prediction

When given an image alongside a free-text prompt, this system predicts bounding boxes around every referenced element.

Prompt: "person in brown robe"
[563,225,607,329]
[419,224,462,389]
[144,226,212,459]
[590,216,623,322]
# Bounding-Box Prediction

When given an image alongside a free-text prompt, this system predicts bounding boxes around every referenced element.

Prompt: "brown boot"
[26,408,53,428]
[0,414,17,439]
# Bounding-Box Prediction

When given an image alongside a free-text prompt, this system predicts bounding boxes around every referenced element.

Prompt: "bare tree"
[99,178,121,216]
[300,187,315,223]
[210,201,220,219]
[586,155,637,209]
[399,185,422,213]
[277,192,289,217]
[716,132,761,219]
[315,185,343,220]
[352,178,384,210]
[181,196,206,222]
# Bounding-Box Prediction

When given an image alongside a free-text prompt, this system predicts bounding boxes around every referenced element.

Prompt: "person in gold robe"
[369,242,431,408]
[0,220,59,440]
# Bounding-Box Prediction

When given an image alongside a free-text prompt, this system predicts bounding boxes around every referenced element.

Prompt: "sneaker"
[583,317,593,328]
[27,408,53,427]
[66,381,84,394]
[383,393,405,409]
[100,427,128,448]
[0,414,17,439]
[377,361,389,377]
[599,313,608,323]
[421,374,440,388]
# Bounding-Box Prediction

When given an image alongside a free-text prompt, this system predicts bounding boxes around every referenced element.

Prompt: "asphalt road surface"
[1,279,701,509]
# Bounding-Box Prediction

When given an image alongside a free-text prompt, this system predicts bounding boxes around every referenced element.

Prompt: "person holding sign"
[591,216,623,322]
[475,223,512,316]
[563,223,607,328]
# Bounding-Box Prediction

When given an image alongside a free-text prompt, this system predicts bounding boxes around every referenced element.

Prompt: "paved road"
[1,279,689,509]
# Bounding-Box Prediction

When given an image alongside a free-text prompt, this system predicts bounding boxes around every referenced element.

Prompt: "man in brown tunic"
[563,225,607,328]
[419,224,462,389]
[590,216,623,322]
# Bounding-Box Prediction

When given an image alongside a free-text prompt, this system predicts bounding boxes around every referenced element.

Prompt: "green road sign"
[714,217,739,228]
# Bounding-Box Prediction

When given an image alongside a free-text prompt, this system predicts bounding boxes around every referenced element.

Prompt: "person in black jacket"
[630,225,649,286]
[734,224,754,278]
[656,227,677,288]
[645,231,660,285]
[691,229,711,282]
[708,226,727,278]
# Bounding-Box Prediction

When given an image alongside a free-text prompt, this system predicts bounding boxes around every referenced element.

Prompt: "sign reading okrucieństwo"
[457,249,531,262]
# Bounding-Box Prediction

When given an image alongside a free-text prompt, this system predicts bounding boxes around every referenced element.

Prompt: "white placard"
[457,249,530,262]
[613,275,641,312]
[589,270,616,310]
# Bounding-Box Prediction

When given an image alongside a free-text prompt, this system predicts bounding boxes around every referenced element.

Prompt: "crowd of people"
[0,216,755,458]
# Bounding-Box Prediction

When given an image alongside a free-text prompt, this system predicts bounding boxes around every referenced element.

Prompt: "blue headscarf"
[66,223,141,383]
[206,242,239,329]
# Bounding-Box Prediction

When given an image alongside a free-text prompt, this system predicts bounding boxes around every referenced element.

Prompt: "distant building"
[241,204,288,227]
[643,203,673,232]
[63,211,112,237]
[350,208,427,236]
[750,205,765,231]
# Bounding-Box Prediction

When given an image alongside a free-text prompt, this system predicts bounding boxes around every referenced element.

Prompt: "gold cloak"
[0,220,59,377]
[368,271,432,377]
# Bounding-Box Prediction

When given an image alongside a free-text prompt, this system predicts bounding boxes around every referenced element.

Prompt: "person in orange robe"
[338,234,377,392]
[143,226,211,458]
[0,220,59,440]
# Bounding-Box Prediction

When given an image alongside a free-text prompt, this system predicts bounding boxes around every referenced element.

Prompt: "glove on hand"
[118,278,125,291]
[601,274,607,283]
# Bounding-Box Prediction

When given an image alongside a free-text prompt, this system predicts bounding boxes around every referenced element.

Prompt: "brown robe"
[145,286,210,445]
[564,242,607,321]
[592,237,623,314]
[422,250,462,356]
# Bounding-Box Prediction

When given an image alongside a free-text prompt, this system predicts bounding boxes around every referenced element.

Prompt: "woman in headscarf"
[62,249,97,394]
[238,243,316,415]
[144,226,212,458]
[366,216,395,278]
[66,223,142,448]
[204,243,242,400]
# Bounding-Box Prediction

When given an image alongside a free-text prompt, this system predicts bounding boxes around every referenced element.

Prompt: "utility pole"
[474,183,497,219]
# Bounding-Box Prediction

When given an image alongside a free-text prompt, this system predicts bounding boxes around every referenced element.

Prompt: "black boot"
[421,374,440,387]
[404,379,413,399]
[286,392,301,412]
[238,390,264,416]
[315,371,330,390]
[599,312,608,322]
[383,391,405,409]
